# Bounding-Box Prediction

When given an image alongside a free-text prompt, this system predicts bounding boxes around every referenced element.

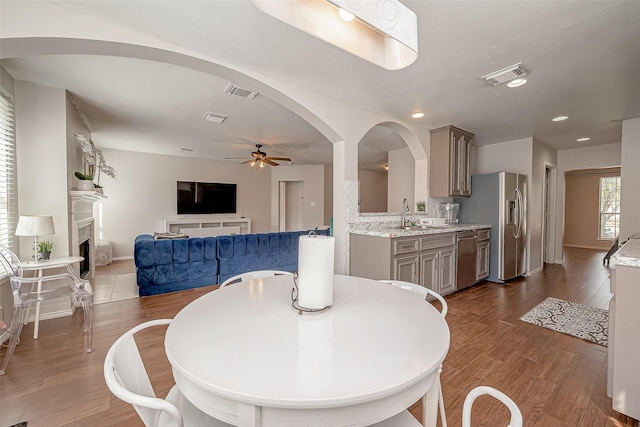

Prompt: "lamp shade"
[15,215,56,237]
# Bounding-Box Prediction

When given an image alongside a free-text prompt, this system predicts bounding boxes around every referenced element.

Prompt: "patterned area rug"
[520,297,608,347]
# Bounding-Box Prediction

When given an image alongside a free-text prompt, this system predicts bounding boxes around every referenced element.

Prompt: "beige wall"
[620,118,640,241]
[359,169,388,213]
[564,168,620,249]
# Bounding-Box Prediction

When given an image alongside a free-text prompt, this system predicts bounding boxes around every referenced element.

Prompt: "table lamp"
[15,215,56,263]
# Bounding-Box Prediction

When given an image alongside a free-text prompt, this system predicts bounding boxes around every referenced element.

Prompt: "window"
[599,176,621,240]
[0,90,18,250]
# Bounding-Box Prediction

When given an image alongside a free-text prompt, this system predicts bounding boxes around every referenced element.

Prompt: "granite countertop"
[611,235,640,268]
[350,223,491,238]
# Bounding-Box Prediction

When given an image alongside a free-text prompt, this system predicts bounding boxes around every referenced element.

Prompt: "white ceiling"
[1,1,639,170]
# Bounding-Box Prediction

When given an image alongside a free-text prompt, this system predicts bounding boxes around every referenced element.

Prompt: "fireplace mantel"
[70,191,107,282]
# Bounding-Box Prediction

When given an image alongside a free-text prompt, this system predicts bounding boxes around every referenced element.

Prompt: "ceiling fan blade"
[264,159,279,166]
[265,156,291,161]
[240,159,253,164]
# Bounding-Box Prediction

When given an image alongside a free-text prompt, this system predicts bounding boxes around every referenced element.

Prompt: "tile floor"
[93,260,139,304]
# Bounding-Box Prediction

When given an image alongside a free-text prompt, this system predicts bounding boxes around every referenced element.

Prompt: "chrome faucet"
[402,198,410,227]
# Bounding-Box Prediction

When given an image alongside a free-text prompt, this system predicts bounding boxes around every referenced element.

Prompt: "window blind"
[0,90,18,250]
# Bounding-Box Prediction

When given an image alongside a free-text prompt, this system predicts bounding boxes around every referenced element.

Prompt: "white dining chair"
[219,270,293,288]
[462,386,523,427]
[370,279,449,427]
[104,319,233,427]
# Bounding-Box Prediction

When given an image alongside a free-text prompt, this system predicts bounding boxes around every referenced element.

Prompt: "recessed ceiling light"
[411,112,425,119]
[338,7,354,22]
[552,116,568,122]
[577,137,590,142]
[507,78,527,88]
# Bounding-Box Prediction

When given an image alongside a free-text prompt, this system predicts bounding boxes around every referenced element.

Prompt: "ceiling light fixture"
[481,62,527,86]
[507,78,527,88]
[552,116,568,122]
[338,7,355,22]
[411,112,425,119]
[252,0,418,70]
[577,137,590,142]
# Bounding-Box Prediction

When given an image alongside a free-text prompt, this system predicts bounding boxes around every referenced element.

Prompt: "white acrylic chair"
[104,319,233,427]
[370,280,449,427]
[219,270,294,288]
[462,386,523,427]
[0,244,93,375]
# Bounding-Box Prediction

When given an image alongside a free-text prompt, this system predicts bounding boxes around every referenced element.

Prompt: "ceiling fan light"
[250,161,256,167]
[259,161,265,168]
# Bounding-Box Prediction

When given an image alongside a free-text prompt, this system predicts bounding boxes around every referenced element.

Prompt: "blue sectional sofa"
[134,229,329,296]
[134,234,219,296]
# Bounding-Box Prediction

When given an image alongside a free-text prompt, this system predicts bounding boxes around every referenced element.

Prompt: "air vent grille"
[481,63,528,86]
[224,83,258,99]
[202,112,227,123]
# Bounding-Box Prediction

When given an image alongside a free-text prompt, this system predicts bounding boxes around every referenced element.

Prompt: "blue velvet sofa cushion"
[217,229,329,284]
[134,234,218,296]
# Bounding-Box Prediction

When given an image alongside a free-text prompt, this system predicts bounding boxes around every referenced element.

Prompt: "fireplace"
[79,239,91,279]
[72,217,95,282]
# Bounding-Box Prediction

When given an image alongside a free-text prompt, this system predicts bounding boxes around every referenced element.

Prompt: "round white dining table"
[165,274,450,427]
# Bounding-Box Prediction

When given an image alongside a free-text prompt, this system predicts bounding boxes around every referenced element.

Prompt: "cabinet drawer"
[420,233,456,250]
[393,238,419,255]
[478,229,490,241]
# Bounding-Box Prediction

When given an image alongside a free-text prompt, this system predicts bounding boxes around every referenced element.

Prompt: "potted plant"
[416,201,426,212]
[37,240,55,260]
[75,171,95,191]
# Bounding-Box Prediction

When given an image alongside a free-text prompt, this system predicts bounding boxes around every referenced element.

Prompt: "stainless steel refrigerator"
[455,172,526,283]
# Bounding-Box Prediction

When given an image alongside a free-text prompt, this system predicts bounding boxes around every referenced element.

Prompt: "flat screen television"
[177,181,237,214]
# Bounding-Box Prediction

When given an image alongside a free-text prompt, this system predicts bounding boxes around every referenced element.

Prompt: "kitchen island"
[350,223,491,296]
[608,234,640,420]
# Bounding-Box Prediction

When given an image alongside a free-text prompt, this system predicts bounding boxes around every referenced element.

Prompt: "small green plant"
[416,201,426,211]
[75,171,94,181]
[37,240,55,253]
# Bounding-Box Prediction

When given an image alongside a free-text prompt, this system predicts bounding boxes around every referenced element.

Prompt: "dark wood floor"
[1,248,637,426]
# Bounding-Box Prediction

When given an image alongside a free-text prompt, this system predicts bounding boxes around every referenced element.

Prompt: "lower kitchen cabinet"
[420,247,455,295]
[350,232,457,296]
[477,240,490,281]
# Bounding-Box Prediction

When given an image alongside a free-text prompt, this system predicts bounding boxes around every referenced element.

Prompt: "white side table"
[21,256,85,339]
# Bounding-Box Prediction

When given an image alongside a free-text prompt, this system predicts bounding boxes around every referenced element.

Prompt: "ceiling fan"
[237,144,292,168]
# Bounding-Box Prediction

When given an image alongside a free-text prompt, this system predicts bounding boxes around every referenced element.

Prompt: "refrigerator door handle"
[514,188,523,238]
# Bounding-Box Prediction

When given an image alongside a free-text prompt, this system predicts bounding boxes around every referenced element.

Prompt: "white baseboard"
[528,265,544,276]
[563,244,609,250]
[112,256,134,261]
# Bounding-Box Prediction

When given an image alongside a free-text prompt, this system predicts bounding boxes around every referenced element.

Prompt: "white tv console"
[164,216,251,237]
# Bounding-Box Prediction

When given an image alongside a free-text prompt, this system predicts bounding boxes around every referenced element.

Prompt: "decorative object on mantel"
[37,240,55,260]
[520,296,608,346]
[292,231,335,314]
[14,215,56,263]
[73,134,116,193]
[153,231,189,240]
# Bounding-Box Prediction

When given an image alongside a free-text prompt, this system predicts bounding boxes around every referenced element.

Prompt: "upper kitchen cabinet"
[429,125,475,197]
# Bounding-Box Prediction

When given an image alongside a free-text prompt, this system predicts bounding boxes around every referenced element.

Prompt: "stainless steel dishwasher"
[456,230,478,290]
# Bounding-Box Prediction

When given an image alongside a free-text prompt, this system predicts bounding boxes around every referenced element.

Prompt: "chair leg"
[81,295,93,353]
[438,378,447,427]
[0,306,25,375]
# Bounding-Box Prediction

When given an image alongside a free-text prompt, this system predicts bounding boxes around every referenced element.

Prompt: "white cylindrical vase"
[77,180,95,191]
[297,234,335,310]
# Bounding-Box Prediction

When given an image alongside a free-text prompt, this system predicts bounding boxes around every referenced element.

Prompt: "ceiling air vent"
[202,112,228,124]
[178,147,194,153]
[224,83,258,100]
[481,63,527,86]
